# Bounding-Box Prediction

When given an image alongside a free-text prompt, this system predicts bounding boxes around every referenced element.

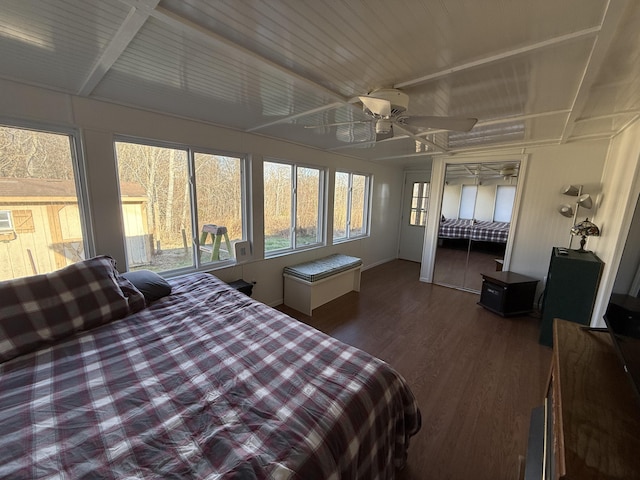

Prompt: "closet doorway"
[426,159,523,293]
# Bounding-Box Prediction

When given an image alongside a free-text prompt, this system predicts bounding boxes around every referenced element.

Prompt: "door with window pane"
[399,172,430,262]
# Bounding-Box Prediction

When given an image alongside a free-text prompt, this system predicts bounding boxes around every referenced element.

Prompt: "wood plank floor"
[277,259,552,480]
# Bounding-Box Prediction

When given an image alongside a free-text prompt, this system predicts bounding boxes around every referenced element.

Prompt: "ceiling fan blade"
[403,115,478,132]
[304,120,370,129]
[376,126,394,142]
[359,96,391,117]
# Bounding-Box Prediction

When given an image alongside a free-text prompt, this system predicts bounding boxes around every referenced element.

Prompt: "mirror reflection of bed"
[433,162,518,293]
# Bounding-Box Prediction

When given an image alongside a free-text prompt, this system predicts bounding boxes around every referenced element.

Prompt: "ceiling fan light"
[376,118,392,134]
[499,165,516,176]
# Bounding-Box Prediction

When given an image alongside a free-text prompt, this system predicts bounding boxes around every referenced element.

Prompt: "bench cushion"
[284,254,362,283]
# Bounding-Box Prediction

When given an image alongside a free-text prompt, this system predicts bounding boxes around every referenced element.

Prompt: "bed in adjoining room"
[0,256,421,479]
[439,217,510,244]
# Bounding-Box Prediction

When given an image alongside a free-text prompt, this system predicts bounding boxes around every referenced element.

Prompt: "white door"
[398,172,431,262]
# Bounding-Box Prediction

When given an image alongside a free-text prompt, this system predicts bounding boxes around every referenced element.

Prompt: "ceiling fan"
[306,88,478,145]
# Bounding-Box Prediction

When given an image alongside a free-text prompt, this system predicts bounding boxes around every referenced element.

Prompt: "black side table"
[227,279,254,297]
[478,271,539,317]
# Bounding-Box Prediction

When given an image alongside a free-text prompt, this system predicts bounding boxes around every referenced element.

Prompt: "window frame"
[0,118,94,256]
[114,136,249,275]
[333,170,372,242]
[263,158,326,256]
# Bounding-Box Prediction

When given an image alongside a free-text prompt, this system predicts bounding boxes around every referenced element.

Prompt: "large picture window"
[0,124,88,281]
[264,160,324,254]
[334,171,371,241]
[115,140,246,273]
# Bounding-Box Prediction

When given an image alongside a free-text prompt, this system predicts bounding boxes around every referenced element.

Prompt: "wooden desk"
[524,319,640,479]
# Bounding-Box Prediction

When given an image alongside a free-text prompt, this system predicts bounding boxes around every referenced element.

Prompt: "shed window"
[0,211,12,231]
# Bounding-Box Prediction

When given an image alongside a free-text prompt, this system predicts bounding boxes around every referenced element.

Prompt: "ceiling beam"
[560,0,630,143]
[78,0,160,96]
[395,26,601,90]
[247,102,344,132]
[576,109,640,123]
[474,110,571,128]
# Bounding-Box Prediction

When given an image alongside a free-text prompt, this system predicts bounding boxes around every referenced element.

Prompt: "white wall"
[588,121,640,326]
[508,141,609,284]
[0,79,404,306]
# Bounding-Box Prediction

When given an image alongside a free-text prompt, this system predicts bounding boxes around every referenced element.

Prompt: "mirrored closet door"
[433,162,519,292]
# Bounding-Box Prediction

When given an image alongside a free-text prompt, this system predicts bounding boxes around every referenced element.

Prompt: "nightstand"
[227,279,254,296]
[478,271,538,317]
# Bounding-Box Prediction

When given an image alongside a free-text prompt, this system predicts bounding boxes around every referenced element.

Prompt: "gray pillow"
[121,270,172,303]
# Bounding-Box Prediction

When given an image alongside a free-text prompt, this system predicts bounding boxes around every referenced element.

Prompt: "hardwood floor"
[434,242,506,292]
[277,259,551,480]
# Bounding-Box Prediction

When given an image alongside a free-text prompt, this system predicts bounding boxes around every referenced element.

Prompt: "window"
[0,124,88,281]
[459,185,478,219]
[334,171,371,241]
[264,160,324,254]
[409,182,430,226]
[494,185,516,222]
[115,140,246,273]
[0,211,12,231]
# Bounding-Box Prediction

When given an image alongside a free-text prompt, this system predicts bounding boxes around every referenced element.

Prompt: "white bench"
[283,254,362,316]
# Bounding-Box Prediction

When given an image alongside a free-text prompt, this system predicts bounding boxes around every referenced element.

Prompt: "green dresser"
[539,247,604,347]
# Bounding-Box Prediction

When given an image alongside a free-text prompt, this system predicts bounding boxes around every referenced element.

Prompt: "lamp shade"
[562,184,581,196]
[571,218,600,237]
[577,193,593,209]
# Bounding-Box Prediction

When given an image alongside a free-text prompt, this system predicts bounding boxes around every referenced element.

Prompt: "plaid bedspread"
[439,218,510,243]
[0,273,420,479]
[470,220,510,243]
[439,218,473,239]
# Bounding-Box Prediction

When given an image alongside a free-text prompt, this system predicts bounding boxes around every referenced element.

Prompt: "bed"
[0,256,421,479]
[439,218,510,243]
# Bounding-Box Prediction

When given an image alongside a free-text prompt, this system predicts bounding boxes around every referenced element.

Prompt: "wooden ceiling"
[1,0,638,165]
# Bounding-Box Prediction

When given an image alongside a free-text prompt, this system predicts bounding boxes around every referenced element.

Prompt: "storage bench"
[283,254,362,315]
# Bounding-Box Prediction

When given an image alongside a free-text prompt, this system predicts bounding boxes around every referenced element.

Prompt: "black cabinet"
[539,247,603,347]
[478,271,539,317]
[227,279,254,296]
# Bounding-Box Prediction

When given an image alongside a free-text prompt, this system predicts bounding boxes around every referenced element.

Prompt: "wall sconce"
[558,204,574,217]
[559,184,595,248]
